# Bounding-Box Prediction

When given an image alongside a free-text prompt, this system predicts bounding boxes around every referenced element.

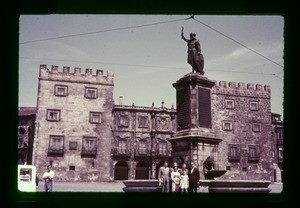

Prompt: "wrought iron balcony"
[248,155,260,163]
[112,148,131,157]
[81,148,97,158]
[153,149,172,158]
[48,147,64,156]
[134,149,151,158]
[228,155,241,162]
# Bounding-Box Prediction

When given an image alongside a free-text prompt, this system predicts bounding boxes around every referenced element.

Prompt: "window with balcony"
[54,85,68,96]
[118,140,127,154]
[118,115,129,127]
[222,121,233,131]
[228,144,240,162]
[139,140,147,155]
[84,87,98,99]
[248,145,260,162]
[46,109,61,121]
[48,135,64,156]
[225,99,235,109]
[89,112,102,124]
[81,137,97,158]
[138,116,149,128]
[158,142,167,155]
[249,101,259,111]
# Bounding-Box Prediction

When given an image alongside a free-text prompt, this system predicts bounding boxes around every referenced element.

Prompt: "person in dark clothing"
[189,162,200,193]
[203,156,215,179]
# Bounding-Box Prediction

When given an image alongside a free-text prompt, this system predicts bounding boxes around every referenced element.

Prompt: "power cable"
[192,17,284,69]
[20,17,186,45]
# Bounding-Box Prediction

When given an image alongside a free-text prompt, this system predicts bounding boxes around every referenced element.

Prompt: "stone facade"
[211,80,275,180]
[171,73,277,181]
[18,107,36,165]
[111,103,176,180]
[32,65,114,182]
[28,65,282,182]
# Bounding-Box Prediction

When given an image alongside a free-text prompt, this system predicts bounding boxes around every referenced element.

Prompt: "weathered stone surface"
[33,65,114,182]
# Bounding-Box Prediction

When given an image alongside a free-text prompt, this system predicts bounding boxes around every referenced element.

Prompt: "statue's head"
[190,33,196,39]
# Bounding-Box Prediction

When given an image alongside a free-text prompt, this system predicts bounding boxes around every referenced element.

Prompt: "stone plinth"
[122,180,162,192]
[200,180,272,193]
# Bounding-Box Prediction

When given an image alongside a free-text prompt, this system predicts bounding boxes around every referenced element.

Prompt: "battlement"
[39,64,114,86]
[211,80,270,98]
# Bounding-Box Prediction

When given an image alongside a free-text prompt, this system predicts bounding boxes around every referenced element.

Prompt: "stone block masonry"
[33,65,114,182]
[211,80,274,180]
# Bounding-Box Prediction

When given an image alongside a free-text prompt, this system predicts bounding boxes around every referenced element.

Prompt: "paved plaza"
[36,181,283,193]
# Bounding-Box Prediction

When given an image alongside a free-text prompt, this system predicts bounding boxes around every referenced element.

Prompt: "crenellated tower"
[33,64,114,182]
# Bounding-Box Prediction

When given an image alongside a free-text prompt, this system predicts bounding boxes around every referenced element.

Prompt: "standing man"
[158,161,170,193]
[189,162,200,193]
[42,164,55,192]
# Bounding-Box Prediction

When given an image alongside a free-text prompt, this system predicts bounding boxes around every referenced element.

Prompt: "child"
[180,170,189,193]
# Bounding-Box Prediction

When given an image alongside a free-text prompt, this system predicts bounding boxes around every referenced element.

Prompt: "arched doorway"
[114,161,128,180]
[135,161,149,179]
[155,161,165,179]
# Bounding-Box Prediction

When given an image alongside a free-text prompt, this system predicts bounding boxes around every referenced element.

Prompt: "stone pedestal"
[170,73,222,177]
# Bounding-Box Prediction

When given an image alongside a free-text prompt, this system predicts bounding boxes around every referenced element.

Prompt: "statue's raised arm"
[181,27,189,42]
[181,28,205,75]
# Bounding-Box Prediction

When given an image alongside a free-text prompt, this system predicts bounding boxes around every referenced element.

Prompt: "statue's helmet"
[190,33,196,38]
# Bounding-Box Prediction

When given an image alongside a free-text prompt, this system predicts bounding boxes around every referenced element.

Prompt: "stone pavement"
[36,181,283,193]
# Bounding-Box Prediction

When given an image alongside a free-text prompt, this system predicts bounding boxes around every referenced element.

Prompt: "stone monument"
[169,29,225,179]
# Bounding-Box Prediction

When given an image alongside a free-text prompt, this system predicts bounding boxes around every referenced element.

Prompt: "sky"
[19,15,284,116]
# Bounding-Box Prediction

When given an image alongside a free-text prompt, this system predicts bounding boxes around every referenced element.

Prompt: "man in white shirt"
[42,165,55,192]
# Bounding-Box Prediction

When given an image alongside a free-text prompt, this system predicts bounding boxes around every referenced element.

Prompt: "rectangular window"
[253,123,262,132]
[46,109,61,121]
[118,140,127,154]
[139,140,147,154]
[118,115,129,127]
[249,147,257,157]
[222,121,233,131]
[84,87,98,99]
[158,142,167,155]
[48,135,64,156]
[138,116,148,128]
[279,147,283,159]
[225,99,235,109]
[69,166,75,171]
[89,112,102,124]
[250,101,259,111]
[228,144,240,162]
[54,85,68,96]
[81,137,97,157]
[248,145,260,162]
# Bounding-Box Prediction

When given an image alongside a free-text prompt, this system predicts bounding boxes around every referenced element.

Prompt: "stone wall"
[211,80,275,180]
[33,65,114,182]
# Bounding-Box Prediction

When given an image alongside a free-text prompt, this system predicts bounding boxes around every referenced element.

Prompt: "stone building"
[18,107,36,165]
[32,65,114,182]
[28,64,282,182]
[111,102,176,180]
[170,73,277,181]
[271,113,283,182]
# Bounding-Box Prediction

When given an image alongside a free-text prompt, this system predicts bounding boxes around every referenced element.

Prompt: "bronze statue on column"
[181,27,205,75]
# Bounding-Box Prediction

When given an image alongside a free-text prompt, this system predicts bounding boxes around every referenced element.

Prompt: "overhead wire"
[19,17,187,45]
[191,16,284,69]
[19,56,282,78]
[19,15,284,80]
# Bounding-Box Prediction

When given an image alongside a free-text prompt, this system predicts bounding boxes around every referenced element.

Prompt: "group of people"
[158,161,200,193]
